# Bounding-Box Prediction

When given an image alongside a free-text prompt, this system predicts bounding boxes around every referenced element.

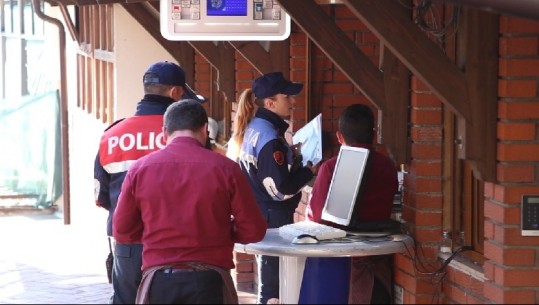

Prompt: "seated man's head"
[337,104,375,146]
[163,99,208,145]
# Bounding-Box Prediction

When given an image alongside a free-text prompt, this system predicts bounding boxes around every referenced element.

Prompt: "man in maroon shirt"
[113,100,267,304]
[306,104,398,304]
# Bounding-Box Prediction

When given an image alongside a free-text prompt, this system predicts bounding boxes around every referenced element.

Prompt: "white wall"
[64,5,176,227]
[63,13,108,226]
[114,6,176,120]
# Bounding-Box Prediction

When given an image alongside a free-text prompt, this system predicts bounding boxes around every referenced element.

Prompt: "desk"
[234,228,412,304]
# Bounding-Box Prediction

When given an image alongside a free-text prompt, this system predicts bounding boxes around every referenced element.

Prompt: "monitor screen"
[207,0,247,16]
[321,146,370,227]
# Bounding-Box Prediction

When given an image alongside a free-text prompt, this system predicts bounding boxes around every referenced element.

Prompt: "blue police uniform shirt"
[239,108,313,212]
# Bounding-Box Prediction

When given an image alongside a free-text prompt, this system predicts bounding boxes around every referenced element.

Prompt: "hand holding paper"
[292,114,322,167]
[290,143,303,158]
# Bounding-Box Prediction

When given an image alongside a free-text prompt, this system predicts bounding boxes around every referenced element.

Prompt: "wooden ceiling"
[46,0,539,181]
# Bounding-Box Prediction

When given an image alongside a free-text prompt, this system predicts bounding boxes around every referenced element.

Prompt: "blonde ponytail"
[232,88,257,146]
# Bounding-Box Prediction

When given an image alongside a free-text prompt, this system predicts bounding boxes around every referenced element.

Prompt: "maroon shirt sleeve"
[113,165,143,244]
[306,158,337,226]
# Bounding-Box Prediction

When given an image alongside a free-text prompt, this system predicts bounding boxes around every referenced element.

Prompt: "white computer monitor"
[160,0,291,41]
[321,146,370,227]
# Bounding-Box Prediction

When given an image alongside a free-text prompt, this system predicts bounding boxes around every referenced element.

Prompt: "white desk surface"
[234,228,412,258]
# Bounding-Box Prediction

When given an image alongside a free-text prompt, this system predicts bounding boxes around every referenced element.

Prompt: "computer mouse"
[292,234,320,244]
[391,234,408,242]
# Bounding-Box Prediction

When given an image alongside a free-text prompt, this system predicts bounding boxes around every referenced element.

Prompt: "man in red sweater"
[113,100,267,304]
[306,103,398,304]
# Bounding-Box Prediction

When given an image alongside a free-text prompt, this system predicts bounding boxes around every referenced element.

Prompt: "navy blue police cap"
[252,72,303,100]
[143,61,206,103]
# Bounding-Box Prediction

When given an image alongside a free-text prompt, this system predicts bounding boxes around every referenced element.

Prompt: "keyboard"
[279,221,347,241]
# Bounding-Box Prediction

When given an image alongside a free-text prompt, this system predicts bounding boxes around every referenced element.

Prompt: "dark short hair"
[338,104,375,144]
[164,99,208,135]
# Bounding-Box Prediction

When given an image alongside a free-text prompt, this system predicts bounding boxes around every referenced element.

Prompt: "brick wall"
[393,76,445,304]
[223,6,539,304]
[232,251,258,292]
[481,16,539,304]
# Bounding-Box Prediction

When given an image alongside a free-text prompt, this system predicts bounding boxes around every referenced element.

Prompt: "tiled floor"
[0,109,258,304]
[0,212,257,304]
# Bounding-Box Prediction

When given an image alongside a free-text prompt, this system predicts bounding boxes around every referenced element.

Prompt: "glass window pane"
[4,36,22,98]
[4,1,13,33]
[24,2,35,35]
[26,39,49,95]
[12,2,19,33]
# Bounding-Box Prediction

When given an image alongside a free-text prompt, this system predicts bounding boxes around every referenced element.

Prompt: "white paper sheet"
[292,114,322,167]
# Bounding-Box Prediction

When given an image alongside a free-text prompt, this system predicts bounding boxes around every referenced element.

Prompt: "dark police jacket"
[94,95,174,236]
[239,108,313,213]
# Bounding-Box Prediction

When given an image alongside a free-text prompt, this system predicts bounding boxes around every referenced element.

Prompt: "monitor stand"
[346,219,403,235]
[345,231,391,238]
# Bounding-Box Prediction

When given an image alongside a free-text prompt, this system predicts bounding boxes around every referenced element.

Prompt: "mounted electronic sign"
[160,0,291,41]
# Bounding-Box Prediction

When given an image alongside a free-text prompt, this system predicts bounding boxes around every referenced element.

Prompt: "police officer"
[94,61,204,304]
[238,72,315,304]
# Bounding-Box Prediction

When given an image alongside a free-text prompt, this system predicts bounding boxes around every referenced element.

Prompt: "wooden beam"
[278,0,386,112]
[188,41,221,68]
[148,0,158,10]
[342,0,471,122]
[378,2,412,166]
[443,0,539,21]
[217,42,236,105]
[462,8,498,182]
[228,41,289,75]
[380,45,411,166]
[227,41,268,74]
[120,3,196,84]
[268,41,291,75]
[189,42,236,110]
[56,0,80,43]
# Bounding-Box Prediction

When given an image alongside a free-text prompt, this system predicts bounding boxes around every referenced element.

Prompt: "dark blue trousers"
[257,208,295,304]
[149,269,224,304]
[112,243,143,304]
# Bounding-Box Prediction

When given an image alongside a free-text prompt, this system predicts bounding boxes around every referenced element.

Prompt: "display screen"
[207,0,247,16]
[321,146,370,227]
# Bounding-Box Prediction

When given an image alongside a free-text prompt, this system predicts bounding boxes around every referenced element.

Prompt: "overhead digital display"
[161,0,291,41]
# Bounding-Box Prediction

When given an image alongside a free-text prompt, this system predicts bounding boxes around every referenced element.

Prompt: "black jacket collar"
[255,108,290,136]
[135,94,175,115]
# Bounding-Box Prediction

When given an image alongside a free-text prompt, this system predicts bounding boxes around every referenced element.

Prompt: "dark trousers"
[349,255,393,304]
[371,276,392,304]
[149,269,224,304]
[257,208,295,304]
[112,243,143,304]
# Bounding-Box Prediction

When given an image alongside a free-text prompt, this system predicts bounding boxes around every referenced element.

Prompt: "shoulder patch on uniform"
[273,151,285,165]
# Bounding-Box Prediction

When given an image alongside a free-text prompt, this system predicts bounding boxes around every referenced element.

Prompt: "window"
[77,4,115,124]
[0,0,61,209]
[1,0,46,99]
[443,109,484,262]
